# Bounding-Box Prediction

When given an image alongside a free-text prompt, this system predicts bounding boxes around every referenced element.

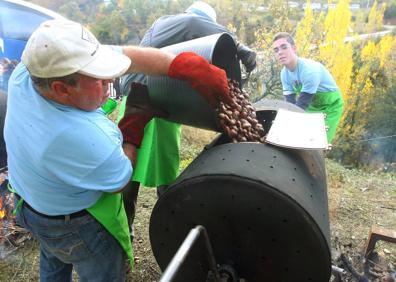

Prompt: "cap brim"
[78,45,131,79]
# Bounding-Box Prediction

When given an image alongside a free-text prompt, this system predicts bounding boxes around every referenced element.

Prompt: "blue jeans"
[16,204,126,282]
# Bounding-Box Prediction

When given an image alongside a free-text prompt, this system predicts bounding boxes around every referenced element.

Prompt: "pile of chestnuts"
[217,79,265,143]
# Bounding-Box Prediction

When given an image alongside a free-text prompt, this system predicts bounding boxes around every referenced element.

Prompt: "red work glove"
[118,83,167,148]
[118,112,152,147]
[168,52,232,108]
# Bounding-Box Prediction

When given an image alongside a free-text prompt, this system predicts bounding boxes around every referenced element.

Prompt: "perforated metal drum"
[150,100,331,282]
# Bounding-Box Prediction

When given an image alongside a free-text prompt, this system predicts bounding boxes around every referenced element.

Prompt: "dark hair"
[30,73,78,91]
[272,32,295,46]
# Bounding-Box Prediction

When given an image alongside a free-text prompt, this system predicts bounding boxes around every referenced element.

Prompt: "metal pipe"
[331,265,346,275]
[159,225,220,282]
[199,225,220,280]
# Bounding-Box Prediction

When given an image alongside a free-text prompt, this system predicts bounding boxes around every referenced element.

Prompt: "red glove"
[118,83,167,147]
[118,113,152,147]
[168,52,232,108]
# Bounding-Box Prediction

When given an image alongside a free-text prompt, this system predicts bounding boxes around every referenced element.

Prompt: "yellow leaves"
[227,23,237,34]
[361,41,377,61]
[346,34,396,135]
[295,0,315,57]
[367,0,386,33]
[362,79,374,94]
[378,36,396,69]
[324,0,351,44]
[267,0,293,33]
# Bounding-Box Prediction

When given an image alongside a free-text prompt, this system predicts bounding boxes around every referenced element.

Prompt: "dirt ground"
[127,159,396,282]
[0,128,395,281]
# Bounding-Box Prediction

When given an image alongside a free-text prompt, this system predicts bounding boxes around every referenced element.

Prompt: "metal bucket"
[149,99,331,281]
[147,33,241,131]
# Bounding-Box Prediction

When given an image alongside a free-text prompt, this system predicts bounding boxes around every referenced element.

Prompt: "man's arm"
[284,93,296,104]
[111,143,137,194]
[281,69,297,104]
[236,43,257,72]
[296,92,314,110]
[182,17,257,72]
[122,46,175,76]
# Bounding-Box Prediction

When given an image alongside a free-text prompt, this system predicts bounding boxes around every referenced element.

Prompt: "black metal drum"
[150,100,332,282]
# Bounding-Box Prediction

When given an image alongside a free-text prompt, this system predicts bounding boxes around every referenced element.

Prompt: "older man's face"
[272,38,297,69]
[65,74,114,111]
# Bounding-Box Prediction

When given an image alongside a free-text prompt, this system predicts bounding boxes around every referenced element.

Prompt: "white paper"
[265,109,329,150]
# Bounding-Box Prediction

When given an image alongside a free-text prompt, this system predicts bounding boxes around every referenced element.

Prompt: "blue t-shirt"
[4,64,132,215]
[281,57,339,96]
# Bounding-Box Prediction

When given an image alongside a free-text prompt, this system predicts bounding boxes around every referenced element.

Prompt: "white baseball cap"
[22,19,131,79]
[186,1,217,22]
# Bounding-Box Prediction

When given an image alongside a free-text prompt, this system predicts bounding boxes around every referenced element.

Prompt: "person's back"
[141,13,229,48]
[121,12,234,86]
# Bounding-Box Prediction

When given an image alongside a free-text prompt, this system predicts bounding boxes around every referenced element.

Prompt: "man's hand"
[118,112,152,148]
[118,83,167,147]
[123,143,138,167]
[241,51,257,73]
[237,43,257,73]
[167,52,232,108]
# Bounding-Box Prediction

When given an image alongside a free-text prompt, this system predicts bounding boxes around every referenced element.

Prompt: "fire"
[0,196,5,219]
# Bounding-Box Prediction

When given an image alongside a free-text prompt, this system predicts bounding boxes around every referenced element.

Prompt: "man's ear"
[50,81,71,99]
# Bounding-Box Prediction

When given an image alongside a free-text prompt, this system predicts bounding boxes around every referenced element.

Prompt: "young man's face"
[66,74,113,111]
[272,37,297,69]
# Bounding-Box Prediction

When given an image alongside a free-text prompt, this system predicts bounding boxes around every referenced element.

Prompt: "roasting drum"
[149,100,331,282]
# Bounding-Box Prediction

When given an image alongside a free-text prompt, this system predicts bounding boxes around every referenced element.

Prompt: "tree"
[331,35,396,166]
[250,0,294,101]
[91,9,128,44]
[367,0,386,33]
[319,0,353,103]
[58,1,85,22]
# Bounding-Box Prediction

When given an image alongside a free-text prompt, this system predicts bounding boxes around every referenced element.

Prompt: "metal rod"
[198,225,221,280]
[331,265,346,275]
[159,225,220,282]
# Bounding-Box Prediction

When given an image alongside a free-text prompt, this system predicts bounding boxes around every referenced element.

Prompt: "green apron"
[86,193,134,269]
[117,96,181,187]
[98,99,134,268]
[292,86,344,143]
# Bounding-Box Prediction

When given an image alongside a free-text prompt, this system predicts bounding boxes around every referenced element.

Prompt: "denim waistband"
[15,194,89,220]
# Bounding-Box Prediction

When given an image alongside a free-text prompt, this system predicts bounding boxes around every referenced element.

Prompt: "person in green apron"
[272,32,344,143]
[118,1,257,232]
[4,19,231,281]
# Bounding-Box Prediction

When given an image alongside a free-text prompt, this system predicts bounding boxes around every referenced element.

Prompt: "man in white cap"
[4,19,231,282]
[118,1,257,235]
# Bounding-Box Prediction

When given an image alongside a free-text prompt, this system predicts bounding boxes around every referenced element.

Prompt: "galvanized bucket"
[147,33,241,131]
